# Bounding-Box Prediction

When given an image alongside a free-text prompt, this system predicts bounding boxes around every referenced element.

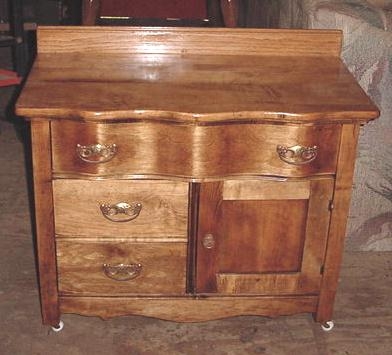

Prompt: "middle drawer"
[53,179,189,239]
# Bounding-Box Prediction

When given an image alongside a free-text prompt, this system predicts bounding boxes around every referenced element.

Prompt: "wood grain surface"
[59,295,318,321]
[30,121,60,327]
[217,199,309,274]
[315,124,361,324]
[196,178,333,295]
[15,27,380,326]
[53,180,188,239]
[15,27,379,123]
[35,26,342,56]
[222,180,310,200]
[51,121,340,179]
[57,240,187,295]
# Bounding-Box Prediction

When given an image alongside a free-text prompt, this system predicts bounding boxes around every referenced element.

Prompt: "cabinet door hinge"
[328,200,334,211]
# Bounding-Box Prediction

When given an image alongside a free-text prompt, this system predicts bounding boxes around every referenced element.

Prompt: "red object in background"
[0,69,21,87]
[100,0,207,20]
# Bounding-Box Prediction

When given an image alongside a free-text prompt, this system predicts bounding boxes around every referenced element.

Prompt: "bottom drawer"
[57,240,187,295]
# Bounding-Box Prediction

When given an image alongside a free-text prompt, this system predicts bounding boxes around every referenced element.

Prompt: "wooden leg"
[315,124,360,324]
[82,0,100,25]
[220,0,239,27]
[31,121,60,327]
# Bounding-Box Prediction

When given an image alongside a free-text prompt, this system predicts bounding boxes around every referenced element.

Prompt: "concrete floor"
[1,51,392,354]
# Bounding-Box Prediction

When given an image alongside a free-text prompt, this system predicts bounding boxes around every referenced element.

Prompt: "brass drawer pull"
[103,263,142,281]
[276,145,318,165]
[76,143,117,163]
[100,202,142,222]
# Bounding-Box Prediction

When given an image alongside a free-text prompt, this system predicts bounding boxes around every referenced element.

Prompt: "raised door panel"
[196,178,333,295]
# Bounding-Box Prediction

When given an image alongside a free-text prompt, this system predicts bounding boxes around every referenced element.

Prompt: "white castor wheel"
[321,320,334,332]
[51,320,64,332]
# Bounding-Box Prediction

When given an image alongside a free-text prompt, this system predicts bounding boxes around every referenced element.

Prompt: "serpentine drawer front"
[51,120,341,179]
[15,27,379,331]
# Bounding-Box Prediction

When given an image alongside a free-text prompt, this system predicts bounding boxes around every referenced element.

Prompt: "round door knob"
[202,233,215,249]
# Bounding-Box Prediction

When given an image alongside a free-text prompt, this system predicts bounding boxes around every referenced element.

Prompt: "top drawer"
[51,121,341,179]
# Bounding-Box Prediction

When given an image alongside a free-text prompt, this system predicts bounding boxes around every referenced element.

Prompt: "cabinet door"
[196,178,333,295]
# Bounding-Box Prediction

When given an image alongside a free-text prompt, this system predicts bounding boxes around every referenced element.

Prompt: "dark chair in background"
[0,0,28,77]
[82,0,239,27]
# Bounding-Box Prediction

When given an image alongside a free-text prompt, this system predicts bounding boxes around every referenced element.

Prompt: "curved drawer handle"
[76,143,117,163]
[103,263,142,281]
[276,145,318,165]
[100,202,142,222]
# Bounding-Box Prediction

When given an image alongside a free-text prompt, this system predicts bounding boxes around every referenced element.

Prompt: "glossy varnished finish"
[16,27,379,327]
[51,121,341,179]
[30,121,60,327]
[315,124,361,324]
[57,240,187,295]
[59,295,319,322]
[196,178,333,295]
[35,27,343,56]
[53,180,188,239]
[17,54,377,123]
[222,180,311,200]
[16,28,378,123]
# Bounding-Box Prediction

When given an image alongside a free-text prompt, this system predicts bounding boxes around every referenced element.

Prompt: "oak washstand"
[16,27,379,332]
